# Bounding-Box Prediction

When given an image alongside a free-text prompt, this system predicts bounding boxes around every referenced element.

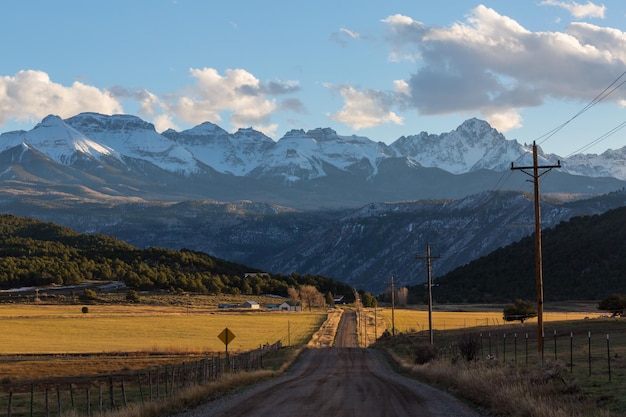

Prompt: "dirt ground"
[181,309,485,417]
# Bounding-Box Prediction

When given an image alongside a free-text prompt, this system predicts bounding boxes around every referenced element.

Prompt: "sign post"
[218,327,236,357]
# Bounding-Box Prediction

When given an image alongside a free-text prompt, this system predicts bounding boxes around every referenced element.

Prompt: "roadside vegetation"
[374,315,626,416]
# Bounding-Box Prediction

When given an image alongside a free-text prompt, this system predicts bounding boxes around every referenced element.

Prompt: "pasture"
[0,304,326,354]
[377,306,601,334]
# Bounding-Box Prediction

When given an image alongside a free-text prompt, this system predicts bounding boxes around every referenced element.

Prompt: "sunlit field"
[0,304,327,354]
[378,307,602,333]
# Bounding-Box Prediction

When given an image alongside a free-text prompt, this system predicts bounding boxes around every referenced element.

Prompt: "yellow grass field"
[377,308,603,334]
[0,304,327,354]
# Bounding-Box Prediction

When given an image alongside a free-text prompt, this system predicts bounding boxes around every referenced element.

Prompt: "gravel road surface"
[176,309,485,417]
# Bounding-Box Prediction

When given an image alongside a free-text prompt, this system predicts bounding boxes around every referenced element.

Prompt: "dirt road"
[182,309,483,417]
[334,308,358,347]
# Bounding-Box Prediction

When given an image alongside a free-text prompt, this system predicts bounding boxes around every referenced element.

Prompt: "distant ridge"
[0,112,624,210]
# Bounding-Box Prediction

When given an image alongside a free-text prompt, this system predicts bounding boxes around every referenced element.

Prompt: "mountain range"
[0,113,625,293]
[0,113,625,209]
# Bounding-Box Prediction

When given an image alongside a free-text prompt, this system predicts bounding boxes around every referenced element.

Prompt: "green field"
[0,304,327,354]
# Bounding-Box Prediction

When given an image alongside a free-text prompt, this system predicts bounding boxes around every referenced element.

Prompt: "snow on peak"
[390,119,529,174]
[1,112,624,182]
[186,121,229,136]
[65,113,198,175]
[0,114,119,164]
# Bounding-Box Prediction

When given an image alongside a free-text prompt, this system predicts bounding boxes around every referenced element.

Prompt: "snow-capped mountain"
[0,112,624,210]
[0,112,625,291]
[0,115,122,165]
[64,113,199,175]
[390,118,532,173]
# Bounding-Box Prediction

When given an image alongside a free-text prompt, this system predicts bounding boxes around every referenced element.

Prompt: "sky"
[1,0,626,156]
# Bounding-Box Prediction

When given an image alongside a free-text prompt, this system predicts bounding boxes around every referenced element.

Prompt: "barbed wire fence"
[0,340,282,417]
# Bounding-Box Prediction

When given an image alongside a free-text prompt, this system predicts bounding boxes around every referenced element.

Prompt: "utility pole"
[389,276,396,336]
[511,141,560,353]
[416,245,440,345]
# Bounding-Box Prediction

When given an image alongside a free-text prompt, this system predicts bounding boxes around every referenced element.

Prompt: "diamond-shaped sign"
[218,327,236,346]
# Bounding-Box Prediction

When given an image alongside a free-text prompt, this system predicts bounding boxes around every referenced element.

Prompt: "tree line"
[409,206,626,304]
[0,214,356,300]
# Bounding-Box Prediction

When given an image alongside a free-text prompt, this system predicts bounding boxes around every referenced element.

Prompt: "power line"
[564,120,626,158]
[536,70,626,147]
[491,70,626,193]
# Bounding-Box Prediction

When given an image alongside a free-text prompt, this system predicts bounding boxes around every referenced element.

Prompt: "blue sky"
[1,0,626,156]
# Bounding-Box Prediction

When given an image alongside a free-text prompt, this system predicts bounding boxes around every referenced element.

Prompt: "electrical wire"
[536,70,626,147]
[564,120,626,158]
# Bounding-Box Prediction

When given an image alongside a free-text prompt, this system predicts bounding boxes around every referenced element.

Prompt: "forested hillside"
[412,206,626,303]
[0,215,354,299]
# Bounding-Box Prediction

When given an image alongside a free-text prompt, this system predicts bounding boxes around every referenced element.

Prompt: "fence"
[0,341,282,417]
[438,329,624,382]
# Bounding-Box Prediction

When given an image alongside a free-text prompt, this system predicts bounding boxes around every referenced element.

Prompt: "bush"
[457,333,481,361]
[503,299,537,323]
[81,306,89,314]
[598,293,626,317]
[126,289,140,303]
[414,343,439,364]
[79,289,98,302]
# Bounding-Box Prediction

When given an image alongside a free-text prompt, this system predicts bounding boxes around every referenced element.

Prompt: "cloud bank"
[0,70,122,125]
[368,4,626,132]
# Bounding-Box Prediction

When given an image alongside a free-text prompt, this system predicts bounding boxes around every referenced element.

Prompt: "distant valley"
[0,113,625,293]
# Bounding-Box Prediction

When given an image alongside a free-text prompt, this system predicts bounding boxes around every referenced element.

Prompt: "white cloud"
[153,113,179,133]
[540,0,606,19]
[330,27,363,46]
[0,70,122,125]
[484,109,524,132]
[340,28,361,39]
[328,85,403,130]
[381,14,427,62]
[108,86,160,115]
[163,67,294,132]
[381,5,626,128]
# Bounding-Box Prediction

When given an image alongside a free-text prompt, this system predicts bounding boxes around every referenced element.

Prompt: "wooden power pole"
[511,142,560,353]
[416,245,440,345]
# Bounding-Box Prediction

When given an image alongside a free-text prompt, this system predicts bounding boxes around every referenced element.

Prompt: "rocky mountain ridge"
[1,113,625,292]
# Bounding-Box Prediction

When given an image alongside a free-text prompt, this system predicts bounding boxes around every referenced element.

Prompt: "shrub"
[79,289,98,302]
[81,306,89,314]
[126,289,140,303]
[503,299,537,323]
[457,333,481,361]
[414,343,439,364]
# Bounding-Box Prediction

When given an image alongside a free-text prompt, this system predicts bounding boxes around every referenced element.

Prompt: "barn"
[242,301,260,309]
[279,301,302,312]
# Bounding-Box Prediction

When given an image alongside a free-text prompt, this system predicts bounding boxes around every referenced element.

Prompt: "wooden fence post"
[148,371,153,401]
[164,367,168,398]
[121,379,127,407]
[7,391,12,417]
[137,372,144,405]
[56,387,61,417]
[86,387,90,417]
[109,377,115,410]
[44,387,49,417]
[99,384,103,415]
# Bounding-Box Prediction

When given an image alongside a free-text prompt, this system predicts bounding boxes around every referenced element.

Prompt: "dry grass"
[0,303,327,383]
[387,354,611,417]
[307,309,343,348]
[0,305,326,354]
[377,307,601,334]
[59,347,303,417]
[375,315,626,416]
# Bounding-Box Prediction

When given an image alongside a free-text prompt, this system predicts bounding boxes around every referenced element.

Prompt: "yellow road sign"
[218,327,236,346]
